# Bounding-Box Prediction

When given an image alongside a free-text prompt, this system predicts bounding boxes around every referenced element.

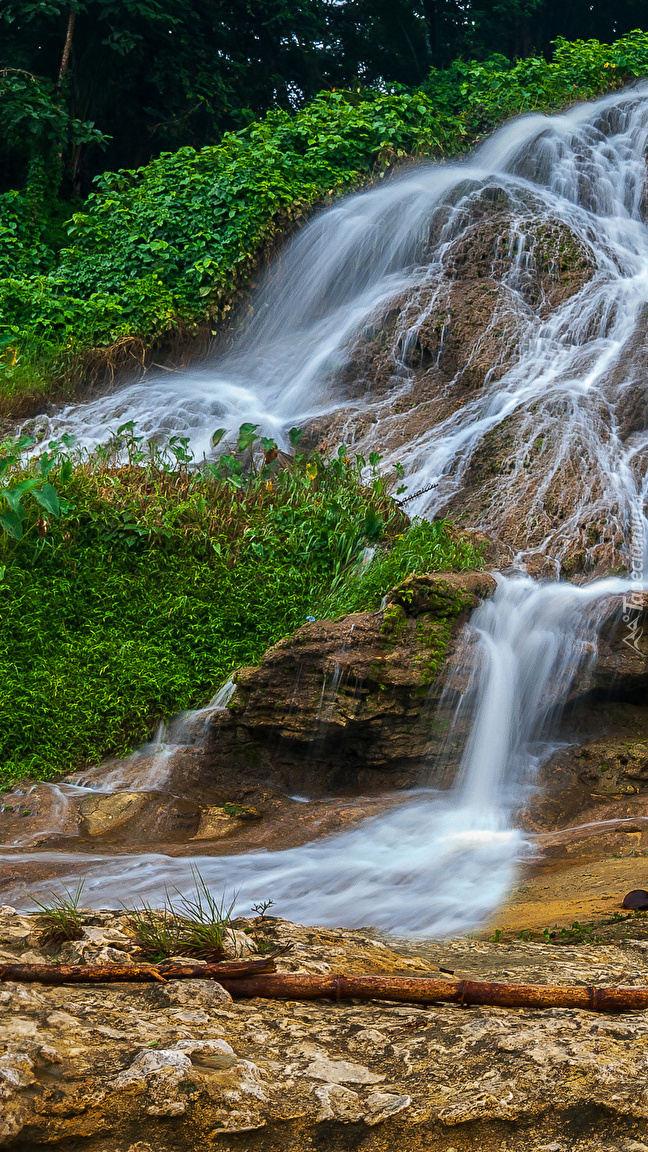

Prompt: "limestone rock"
[150,980,233,1009]
[3,910,648,1150]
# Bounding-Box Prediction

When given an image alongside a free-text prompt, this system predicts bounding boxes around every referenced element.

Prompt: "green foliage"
[32,880,85,947]
[0,68,108,225]
[0,85,464,395]
[0,430,478,783]
[422,31,648,140]
[498,908,648,946]
[0,431,74,538]
[1,31,648,407]
[321,520,484,619]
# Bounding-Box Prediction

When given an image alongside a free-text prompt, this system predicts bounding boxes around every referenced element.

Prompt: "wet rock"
[574,738,648,795]
[204,569,495,796]
[190,805,241,841]
[0,781,80,846]
[79,790,200,842]
[303,195,598,571]
[80,791,149,834]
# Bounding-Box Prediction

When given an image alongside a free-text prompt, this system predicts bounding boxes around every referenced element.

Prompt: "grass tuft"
[169,873,237,962]
[126,903,184,963]
[32,882,85,948]
[126,871,237,963]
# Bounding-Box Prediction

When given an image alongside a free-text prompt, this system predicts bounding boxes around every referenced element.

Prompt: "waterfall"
[2,574,633,933]
[5,86,648,931]
[42,84,648,569]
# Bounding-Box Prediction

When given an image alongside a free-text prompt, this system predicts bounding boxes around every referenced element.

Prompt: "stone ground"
[4,908,648,1150]
[487,853,648,934]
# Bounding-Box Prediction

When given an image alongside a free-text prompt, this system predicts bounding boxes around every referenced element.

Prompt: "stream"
[3,85,648,933]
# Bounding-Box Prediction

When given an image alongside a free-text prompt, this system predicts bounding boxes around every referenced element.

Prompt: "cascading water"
[40,85,648,570]
[5,86,648,931]
[1,575,632,931]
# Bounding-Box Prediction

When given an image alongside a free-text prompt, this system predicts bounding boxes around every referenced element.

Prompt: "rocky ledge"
[0,570,495,865]
[3,907,648,1151]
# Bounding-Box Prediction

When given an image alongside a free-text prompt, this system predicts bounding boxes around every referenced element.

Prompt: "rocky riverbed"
[4,907,648,1150]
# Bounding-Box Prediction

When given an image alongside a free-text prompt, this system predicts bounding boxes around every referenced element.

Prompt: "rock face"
[207,570,496,796]
[4,907,648,1150]
[519,600,648,862]
[303,193,601,572]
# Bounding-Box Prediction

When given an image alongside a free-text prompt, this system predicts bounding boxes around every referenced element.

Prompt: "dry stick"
[4,964,648,1012]
[0,956,276,985]
[216,973,648,1014]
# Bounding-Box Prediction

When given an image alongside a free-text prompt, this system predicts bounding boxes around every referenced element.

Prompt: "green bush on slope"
[1,31,648,407]
[0,433,482,783]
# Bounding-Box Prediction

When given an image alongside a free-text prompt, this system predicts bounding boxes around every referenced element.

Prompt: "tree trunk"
[5,964,648,1013]
[217,972,648,1014]
[422,0,438,63]
[58,4,76,87]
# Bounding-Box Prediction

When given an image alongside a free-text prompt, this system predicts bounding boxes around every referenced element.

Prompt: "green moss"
[379,602,407,643]
[414,616,453,688]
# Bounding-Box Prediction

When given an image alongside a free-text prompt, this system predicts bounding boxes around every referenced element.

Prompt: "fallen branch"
[0,956,276,985]
[216,972,648,1014]
[4,963,648,1012]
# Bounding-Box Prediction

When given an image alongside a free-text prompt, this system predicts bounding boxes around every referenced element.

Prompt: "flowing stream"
[5,86,648,931]
[2,574,631,934]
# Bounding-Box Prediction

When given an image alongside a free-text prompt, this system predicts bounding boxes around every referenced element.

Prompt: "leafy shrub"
[0,430,481,783]
[422,32,648,140]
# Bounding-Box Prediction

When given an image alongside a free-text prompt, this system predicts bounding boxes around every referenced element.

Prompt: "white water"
[40,85,648,567]
[2,575,633,932]
[5,87,648,931]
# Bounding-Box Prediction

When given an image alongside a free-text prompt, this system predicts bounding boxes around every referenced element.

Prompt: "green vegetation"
[2,31,648,411]
[126,903,186,963]
[491,909,648,946]
[128,873,236,962]
[32,881,85,948]
[0,428,482,784]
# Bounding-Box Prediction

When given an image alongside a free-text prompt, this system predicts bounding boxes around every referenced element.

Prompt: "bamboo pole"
[0,956,276,985]
[217,972,648,1013]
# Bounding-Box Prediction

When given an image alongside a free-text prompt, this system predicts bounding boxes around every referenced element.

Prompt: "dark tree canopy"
[1,0,646,193]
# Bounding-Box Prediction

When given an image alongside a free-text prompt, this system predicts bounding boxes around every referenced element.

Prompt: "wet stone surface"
[3,909,648,1150]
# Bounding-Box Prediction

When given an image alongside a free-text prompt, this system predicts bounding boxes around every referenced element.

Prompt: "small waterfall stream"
[1,574,635,933]
[4,86,648,931]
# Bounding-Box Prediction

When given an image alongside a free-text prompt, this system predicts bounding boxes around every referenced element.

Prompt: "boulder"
[205,570,496,796]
